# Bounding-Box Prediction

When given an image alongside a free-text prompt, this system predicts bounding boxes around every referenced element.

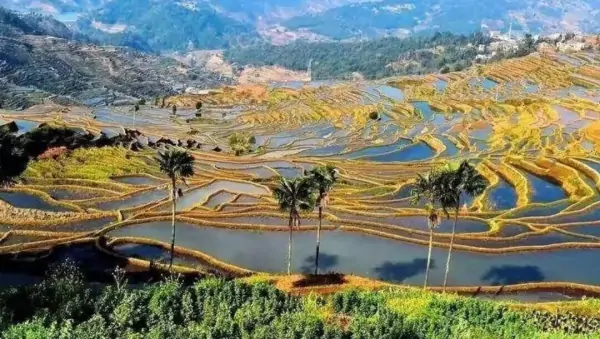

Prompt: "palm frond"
[307,165,338,200]
[155,148,195,181]
[273,175,316,213]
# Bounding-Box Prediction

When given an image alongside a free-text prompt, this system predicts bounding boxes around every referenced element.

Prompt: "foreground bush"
[0,265,598,338]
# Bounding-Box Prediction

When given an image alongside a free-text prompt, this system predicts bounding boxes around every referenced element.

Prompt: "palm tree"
[307,165,338,275]
[273,176,316,275]
[437,161,488,292]
[410,171,442,289]
[155,148,195,270]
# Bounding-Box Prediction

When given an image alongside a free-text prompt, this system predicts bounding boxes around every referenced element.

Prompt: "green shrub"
[0,263,597,338]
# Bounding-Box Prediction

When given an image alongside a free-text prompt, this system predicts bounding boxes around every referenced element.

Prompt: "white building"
[490,40,519,52]
[557,41,586,52]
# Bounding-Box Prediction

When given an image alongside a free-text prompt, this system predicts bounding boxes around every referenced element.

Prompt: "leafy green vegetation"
[25,147,153,181]
[228,133,255,156]
[0,263,597,338]
[224,32,490,79]
[368,111,380,120]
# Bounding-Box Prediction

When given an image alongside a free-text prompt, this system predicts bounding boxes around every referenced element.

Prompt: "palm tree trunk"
[287,212,293,275]
[424,227,433,289]
[169,178,176,271]
[314,206,323,275]
[443,205,459,292]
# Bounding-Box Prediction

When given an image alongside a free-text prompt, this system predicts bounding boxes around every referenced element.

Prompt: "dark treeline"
[224,32,491,80]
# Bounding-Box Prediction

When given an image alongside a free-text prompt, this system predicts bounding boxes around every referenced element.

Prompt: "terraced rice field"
[2,51,600,299]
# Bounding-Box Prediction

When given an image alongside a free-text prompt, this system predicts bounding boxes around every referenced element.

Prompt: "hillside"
[0,8,232,109]
[76,0,260,51]
[224,32,492,79]
[282,0,600,40]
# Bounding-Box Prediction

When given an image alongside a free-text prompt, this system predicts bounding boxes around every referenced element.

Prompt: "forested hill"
[77,0,259,51]
[224,32,491,80]
[0,7,80,40]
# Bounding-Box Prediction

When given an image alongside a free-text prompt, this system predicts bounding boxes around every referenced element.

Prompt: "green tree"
[229,133,253,156]
[273,176,316,274]
[307,165,338,274]
[437,161,488,291]
[410,171,443,289]
[155,148,195,270]
[0,128,29,187]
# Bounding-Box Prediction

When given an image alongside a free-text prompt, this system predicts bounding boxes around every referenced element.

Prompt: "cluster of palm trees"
[155,147,486,290]
[411,160,488,291]
[155,147,338,274]
[273,165,338,275]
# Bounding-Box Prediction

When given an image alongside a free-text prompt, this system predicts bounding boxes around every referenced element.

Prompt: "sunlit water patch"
[436,135,460,157]
[0,191,71,212]
[45,187,109,200]
[496,224,531,237]
[363,142,436,162]
[160,180,269,212]
[542,204,600,224]
[94,189,168,210]
[335,213,487,233]
[214,161,293,170]
[553,105,581,126]
[434,79,447,92]
[274,167,304,178]
[112,176,165,186]
[486,178,518,211]
[412,101,435,121]
[203,191,238,209]
[12,216,116,233]
[522,172,566,203]
[113,243,209,269]
[560,224,600,238]
[579,159,600,174]
[509,200,572,219]
[109,222,600,286]
[377,85,404,101]
[14,120,41,135]
[340,139,412,159]
[299,145,346,157]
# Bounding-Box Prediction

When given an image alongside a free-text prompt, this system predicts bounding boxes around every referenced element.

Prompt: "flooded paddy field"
[2,51,600,300]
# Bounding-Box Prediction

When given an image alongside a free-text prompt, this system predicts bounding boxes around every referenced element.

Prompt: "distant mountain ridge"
[4,0,600,50]
[76,0,260,51]
[0,7,232,109]
[283,0,600,40]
